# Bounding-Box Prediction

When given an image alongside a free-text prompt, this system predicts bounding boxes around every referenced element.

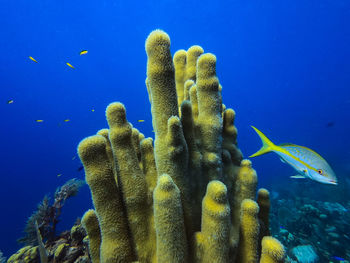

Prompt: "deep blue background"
[1,0,349,256]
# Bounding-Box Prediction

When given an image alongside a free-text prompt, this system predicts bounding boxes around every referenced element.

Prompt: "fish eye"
[317,169,323,175]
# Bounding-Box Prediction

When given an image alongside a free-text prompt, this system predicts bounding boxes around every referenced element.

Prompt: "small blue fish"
[332,256,345,261]
[250,126,337,185]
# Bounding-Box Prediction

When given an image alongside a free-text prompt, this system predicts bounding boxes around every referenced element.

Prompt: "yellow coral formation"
[194,181,231,263]
[153,174,187,263]
[7,246,38,263]
[184,79,195,101]
[257,188,271,238]
[78,135,135,262]
[222,108,242,165]
[260,236,285,263]
[230,159,258,256]
[78,29,284,263]
[196,53,223,182]
[146,30,194,241]
[174,49,187,106]
[54,244,68,261]
[185,45,204,82]
[145,30,178,139]
[140,137,158,200]
[106,102,152,262]
[236,160,258,201]
[236,199,260,263]
[81,209,101,263]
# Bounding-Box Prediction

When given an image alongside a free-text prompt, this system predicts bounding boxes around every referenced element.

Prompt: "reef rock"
[290,245,318,263]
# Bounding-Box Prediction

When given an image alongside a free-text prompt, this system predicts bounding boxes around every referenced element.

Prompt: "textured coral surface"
[77,30,285,263]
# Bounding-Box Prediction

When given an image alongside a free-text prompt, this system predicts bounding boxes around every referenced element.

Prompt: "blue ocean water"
[1,0,349,260]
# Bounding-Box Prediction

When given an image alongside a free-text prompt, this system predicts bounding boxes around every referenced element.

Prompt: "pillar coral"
[78,29,285,263]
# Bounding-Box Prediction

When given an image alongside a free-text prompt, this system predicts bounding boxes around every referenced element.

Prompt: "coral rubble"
[18,179,84,247]
[270,192,350,262]
[7,220,88,263]
[77,30,285,263]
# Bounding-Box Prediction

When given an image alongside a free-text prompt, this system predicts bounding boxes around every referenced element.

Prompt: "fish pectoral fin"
[290,175,306,179]
[280,158,286,163]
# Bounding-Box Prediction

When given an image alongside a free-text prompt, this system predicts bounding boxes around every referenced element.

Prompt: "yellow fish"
[7,99,14,104]
[80,50,88,55]
[29,56,38,63]
[250,126,337,185]
[35,120,44,122]
[66,62,75,69]
[57,174,62,177]
[64,119,70,122]
[138,119,145,122]
[91,109,95,112]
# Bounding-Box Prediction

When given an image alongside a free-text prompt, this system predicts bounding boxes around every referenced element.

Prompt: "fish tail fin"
[249,126,276,157]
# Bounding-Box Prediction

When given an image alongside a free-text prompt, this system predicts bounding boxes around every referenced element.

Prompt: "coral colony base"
[7,30,285,263]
